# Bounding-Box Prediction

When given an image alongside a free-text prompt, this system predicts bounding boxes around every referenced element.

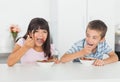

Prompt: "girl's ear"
[29,30,34,38]
[100,37,105,42]
[28,32,32,38]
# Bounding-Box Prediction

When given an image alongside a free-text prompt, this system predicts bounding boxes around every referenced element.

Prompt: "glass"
[52,47,59,59]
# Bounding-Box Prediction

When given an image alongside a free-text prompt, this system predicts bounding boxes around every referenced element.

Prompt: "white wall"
[87,0,115,50]
[49,0,58,46]
[114,0,120,25]
[57,0,87,56]
[0,0,50,53]
[57,0,117,56]
[0,0,119,56]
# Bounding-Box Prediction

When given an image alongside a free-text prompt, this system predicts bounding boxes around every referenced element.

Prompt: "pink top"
[16,38,56,64]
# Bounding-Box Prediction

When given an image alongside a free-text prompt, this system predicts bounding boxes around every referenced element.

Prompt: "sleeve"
[103,41,112,55]
[65,40,84,63]
[16,38,25,47]
[65,40,84,54]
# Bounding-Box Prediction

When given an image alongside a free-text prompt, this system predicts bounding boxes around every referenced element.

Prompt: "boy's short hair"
[86,20,107,39]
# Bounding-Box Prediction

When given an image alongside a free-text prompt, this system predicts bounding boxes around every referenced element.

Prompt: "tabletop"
[0,61,120,82]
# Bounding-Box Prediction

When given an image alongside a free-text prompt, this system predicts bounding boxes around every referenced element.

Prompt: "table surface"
[0,61,120,82]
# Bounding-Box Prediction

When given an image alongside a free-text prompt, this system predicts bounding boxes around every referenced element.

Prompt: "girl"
[7,17,59,66]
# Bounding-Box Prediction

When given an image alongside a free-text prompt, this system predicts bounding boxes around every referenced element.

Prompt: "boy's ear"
[100,37,105,42]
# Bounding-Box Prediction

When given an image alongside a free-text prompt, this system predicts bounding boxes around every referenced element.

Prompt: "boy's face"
[85,28,104,49]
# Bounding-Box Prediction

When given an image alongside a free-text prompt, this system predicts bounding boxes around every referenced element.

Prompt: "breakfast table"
[0,61,120,82]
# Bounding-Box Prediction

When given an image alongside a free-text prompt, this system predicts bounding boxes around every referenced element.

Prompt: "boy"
[60,20,118,66]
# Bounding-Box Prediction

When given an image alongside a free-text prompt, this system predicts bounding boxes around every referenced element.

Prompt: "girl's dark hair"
[86,20,107,39]
[23,17,51,58]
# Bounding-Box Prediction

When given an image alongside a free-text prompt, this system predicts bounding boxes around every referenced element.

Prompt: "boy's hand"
[93,59,105,66]
[82,44,94,55]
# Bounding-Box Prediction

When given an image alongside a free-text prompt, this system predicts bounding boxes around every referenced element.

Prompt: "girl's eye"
[43,30,47,33]
[35,30,38,32]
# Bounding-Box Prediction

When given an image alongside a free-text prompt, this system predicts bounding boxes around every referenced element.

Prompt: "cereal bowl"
[36,62,54,67]
[80,60,95,66]
[36,60,54,67]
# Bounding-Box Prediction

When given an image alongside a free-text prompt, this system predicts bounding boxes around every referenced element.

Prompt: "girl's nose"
[39,32,43,37]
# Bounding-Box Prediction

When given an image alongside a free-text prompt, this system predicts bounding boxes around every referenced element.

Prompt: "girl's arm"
[7,44,30,67]
[7,36,34,67]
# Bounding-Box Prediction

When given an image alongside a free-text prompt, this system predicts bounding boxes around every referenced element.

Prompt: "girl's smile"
[34,29,48,46]
[36,38,44,44]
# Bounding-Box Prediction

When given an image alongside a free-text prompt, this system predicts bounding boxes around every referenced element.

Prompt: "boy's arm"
[103,51,119,65]
[60,43,94,63]
[60,49,87,63]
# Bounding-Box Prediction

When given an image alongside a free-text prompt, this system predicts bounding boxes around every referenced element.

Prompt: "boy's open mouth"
[87,43,93,46]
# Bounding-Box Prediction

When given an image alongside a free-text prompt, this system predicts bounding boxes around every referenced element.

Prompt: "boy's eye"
[93,37,96,39]
[93,36,97,39]
[86,34,90,37]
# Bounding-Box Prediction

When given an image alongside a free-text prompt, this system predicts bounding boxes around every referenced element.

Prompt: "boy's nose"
[88,39,93,43]
[88,38,92,41]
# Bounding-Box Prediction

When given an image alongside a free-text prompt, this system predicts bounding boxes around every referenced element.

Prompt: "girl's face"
[85,28,104,49]
[32,29,48,47]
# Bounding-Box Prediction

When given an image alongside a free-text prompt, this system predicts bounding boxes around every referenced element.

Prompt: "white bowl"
[80,60,95,66]
[36,62,54,67]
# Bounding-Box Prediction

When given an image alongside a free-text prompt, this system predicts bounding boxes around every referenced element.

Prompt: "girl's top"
[16,38,57,64]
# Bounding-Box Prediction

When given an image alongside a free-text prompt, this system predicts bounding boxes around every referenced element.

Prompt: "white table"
[0,62,120,82]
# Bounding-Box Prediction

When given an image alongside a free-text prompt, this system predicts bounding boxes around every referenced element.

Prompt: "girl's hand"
[55,60,61,64]
[24,35,34,49]
[53,58,60,64]
[48,56,60,64]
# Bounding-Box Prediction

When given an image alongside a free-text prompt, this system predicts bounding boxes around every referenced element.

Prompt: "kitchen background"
[0,0,120,63]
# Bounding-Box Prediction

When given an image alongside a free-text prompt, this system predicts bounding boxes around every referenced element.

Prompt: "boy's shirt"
[65,38,112,62]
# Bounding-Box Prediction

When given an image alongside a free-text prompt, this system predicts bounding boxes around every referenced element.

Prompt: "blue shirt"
[66,38,112,62]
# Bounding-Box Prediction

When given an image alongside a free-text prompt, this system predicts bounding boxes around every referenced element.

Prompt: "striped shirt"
[66,38,112,62]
